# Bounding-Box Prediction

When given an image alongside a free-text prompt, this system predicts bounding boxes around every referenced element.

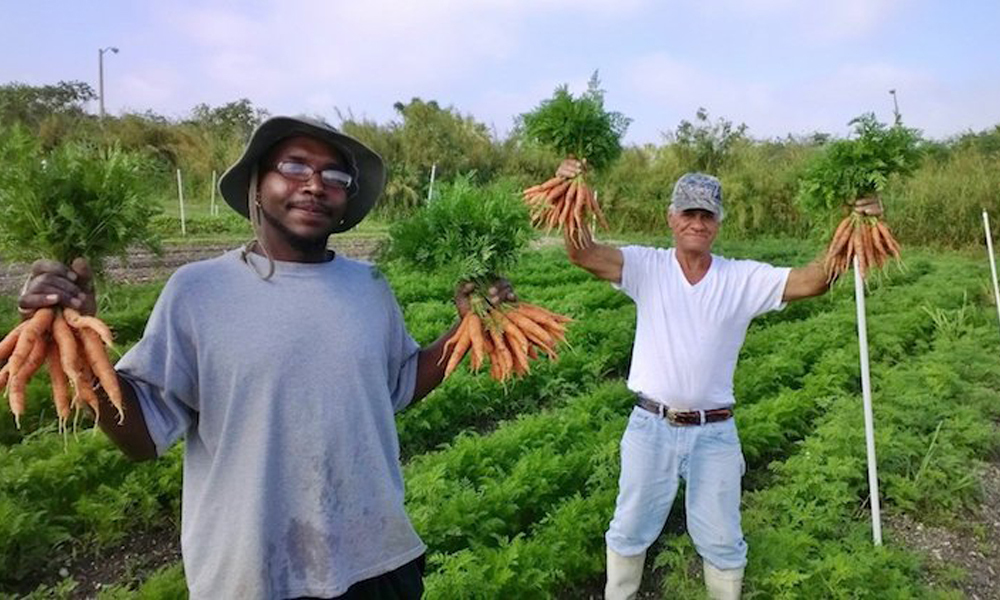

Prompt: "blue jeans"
[605,406,748,569]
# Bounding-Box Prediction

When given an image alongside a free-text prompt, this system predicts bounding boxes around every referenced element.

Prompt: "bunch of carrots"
[823,209,902,282]
[440,301,571,383]
[523,169,608,249]
[1,307,122,430]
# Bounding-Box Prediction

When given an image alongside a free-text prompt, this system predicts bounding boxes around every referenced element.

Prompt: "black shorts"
[293,554,425,600]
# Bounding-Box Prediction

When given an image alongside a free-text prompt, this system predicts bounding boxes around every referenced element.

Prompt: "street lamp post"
[98,46,119,119]
[888,89,900,124]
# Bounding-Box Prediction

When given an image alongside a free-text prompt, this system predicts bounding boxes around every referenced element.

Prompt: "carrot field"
[1,235,998,599]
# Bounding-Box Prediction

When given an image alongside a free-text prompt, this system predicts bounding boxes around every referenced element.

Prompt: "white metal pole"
[211,170,218,217]
[854,255,883,546]
[593,190,598,238]
[983,210,1000,336]
[176,169,187,236]
[98,49,105,119]
[427,163,437,202]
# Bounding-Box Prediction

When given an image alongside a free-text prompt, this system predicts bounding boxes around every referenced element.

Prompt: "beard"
[258,202,333,255]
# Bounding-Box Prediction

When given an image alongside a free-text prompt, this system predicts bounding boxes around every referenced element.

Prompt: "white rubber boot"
[703,561,744,600]
[605,547,646,600]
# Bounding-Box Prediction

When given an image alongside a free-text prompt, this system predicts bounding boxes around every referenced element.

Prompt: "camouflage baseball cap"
[670,173,724,221]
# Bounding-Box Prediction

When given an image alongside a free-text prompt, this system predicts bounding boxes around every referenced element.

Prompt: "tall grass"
[888,148,1000,247]
[3,108,998,248]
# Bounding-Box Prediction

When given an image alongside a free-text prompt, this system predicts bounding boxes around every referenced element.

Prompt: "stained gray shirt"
[117,250,424,599]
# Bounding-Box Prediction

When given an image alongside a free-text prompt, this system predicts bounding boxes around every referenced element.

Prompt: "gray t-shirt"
[117,249,424,599]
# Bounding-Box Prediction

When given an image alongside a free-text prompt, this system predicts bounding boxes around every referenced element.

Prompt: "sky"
[2,0,999,145]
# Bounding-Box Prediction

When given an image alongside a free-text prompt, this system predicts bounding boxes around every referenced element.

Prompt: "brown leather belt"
[635,395,734,426]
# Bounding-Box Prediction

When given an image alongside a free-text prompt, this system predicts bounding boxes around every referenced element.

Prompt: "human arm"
[17,258,157,461]
[556,159,624,283]
[782,197,883,302]
[409,279,516,404]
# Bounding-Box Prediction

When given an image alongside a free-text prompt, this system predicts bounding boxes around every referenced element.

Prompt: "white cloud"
[115,67,186,116]
[62,0,999,141]
[693,0,908,42]
[165,0,647,100]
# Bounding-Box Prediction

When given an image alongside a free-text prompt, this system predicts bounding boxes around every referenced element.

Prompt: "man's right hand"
[18,257,97,317]
[556,158,585,180]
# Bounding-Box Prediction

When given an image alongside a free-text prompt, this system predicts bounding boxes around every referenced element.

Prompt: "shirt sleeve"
[738,260,792,319]
[382,282,421,412]
[115,275,199,456]
[617,245,655,301]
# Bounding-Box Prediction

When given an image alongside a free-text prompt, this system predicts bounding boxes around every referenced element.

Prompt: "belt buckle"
[666,408,705,426]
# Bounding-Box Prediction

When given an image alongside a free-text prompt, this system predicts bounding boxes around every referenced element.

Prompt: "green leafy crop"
[0,126,161,274]
[383,176,534,283]
[518,72,631,172]
[797,113,922,214]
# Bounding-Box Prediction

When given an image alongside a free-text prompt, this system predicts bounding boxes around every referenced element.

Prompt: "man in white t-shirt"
[558,160,879,600]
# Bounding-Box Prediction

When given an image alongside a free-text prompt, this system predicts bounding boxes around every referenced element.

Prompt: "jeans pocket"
[627,407,655,430]
[706,419,737,441]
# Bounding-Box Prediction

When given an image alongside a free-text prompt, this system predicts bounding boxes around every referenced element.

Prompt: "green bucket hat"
[219,115,386,233]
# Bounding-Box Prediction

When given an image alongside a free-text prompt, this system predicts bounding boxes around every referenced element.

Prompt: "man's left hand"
[454,279,517,317]
[854,197,883,217]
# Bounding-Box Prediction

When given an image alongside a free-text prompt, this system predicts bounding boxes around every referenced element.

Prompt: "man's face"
[667,208,720,254]
[256,135,350,250]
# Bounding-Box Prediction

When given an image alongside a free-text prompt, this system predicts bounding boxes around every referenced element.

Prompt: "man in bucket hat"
[18,115,512,599]
[556,161,880,599]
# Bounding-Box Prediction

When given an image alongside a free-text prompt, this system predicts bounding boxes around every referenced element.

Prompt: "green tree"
[393,98,499,179]
[667,107,748,174]
[0,80,96,130]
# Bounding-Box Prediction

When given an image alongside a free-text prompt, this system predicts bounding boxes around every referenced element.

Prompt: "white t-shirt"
[618,245,791,410]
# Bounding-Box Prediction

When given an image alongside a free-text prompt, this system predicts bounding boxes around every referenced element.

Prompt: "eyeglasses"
[273,160,353,190]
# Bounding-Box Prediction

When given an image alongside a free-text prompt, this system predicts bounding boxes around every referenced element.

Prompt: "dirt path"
[0,238,384,295]
[886,459,1000,600]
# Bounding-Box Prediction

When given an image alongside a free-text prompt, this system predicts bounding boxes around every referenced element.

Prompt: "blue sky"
[3,0,999,144]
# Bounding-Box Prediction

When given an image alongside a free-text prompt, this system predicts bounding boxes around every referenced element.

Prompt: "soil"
[0,238,384,296]
[886,460,1000,600]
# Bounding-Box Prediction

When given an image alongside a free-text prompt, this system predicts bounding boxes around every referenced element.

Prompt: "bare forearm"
[783,257,832,302]
[96,375,158,461]
[564,227,623,283]
[411,320,463,405]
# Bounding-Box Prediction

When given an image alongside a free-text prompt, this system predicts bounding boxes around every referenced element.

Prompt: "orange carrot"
[518,307,567,336]
[72,363,101,419]
[525,176,564,195]
[443,326,472,378]
[825,216,853,262]
[466,313,486,372]
[8,308,54,378]
[78,328,124,423]
[518,302,573,323]
[876,220,902,259]
[51,313,82,383]
[870,221,888,265]
[62,308,114,347]
[8,337,49,428]
[505,329,530,376]
[546,179,571,203]
[487,327,512,381]
[0,322,27,364]
[47,343,71,427]
[439,316,470,366]
[505,310,556,354]
[498,314,529,354]
[585,184,609,230]
[853,226,867,276]
[489,353,501,381]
